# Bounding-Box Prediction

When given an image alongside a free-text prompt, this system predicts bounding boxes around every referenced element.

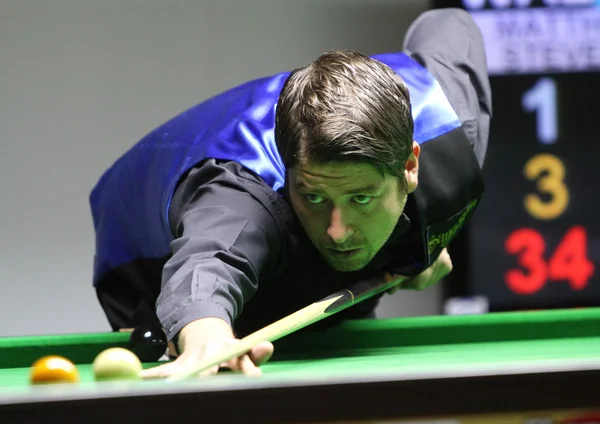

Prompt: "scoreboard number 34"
[503,78,595,296]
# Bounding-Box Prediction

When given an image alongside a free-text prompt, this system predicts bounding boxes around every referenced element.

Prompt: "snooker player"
[90,8,492,377]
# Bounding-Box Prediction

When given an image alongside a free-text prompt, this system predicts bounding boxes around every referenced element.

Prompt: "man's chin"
[323,254,370,272]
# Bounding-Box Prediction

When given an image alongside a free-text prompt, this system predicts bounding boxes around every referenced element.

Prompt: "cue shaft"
[167,274,405,381]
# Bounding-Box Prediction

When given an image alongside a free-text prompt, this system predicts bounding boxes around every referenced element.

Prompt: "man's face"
[289,150,418,272]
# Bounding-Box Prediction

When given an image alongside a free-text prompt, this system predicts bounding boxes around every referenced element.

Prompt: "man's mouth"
[327,248,362,259]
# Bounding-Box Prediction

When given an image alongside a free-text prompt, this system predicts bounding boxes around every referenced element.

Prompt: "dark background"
[435,0,600,311]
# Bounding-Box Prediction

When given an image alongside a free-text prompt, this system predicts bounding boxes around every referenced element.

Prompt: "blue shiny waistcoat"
[89,52,461,285]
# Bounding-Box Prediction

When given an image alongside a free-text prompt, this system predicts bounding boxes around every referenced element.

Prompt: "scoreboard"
[434,0,600,312]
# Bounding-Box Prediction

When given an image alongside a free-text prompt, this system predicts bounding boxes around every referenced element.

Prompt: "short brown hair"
[275,50,414,191]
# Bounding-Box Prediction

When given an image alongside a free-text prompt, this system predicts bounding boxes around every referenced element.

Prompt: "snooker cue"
[167,274,405,381]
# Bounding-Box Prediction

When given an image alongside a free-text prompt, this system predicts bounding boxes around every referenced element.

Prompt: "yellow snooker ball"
[30,355,80,384]
[92,348,143,381]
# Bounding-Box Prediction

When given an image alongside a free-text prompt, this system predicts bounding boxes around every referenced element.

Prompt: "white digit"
[522,78,558,145]
[489,0,513,7]
[462,0,576,9]
[563,0,595,5]
[462,0,486,9]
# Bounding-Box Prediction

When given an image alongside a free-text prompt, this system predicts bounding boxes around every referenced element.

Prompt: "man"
[90,8,492,378]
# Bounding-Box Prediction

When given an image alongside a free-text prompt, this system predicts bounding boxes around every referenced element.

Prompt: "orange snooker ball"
[30,356,80,384]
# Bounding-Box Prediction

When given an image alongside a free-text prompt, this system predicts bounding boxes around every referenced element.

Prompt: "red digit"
[548,226,595,290]
[504,228,548,295]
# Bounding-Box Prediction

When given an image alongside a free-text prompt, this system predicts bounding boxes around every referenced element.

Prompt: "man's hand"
[386,247,453,294]
[140,318,274,379]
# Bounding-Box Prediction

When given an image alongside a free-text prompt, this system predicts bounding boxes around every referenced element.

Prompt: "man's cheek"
[301,216,320,238]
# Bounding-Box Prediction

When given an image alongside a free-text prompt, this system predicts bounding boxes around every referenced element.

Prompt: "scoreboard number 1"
[521,78,557,145]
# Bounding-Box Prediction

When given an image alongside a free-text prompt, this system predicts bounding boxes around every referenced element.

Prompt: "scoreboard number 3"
[523,153,569,220]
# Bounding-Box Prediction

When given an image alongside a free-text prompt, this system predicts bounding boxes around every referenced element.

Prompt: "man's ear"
[405,141,420,193]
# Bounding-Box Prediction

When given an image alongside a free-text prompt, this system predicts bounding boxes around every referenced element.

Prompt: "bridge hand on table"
[140,318,274,379]
[386,248,453,294]
[140,339,273,379]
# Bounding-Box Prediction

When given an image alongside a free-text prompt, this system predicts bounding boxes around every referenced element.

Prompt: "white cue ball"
[93,347,143,381]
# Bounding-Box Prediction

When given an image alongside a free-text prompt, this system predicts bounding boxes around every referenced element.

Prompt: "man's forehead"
[290,161,386,187]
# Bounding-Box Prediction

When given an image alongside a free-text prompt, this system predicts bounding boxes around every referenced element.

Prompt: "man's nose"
[327,207,353,244]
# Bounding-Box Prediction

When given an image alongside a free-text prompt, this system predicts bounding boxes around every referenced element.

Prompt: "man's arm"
[156,159,291,344]
[403,8,492,167]
[386,8,492,291]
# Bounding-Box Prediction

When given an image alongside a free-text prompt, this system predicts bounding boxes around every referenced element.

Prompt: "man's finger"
[238,354,262,377]
[385,273,396,294]
[401,278,427,291]
[199,364,220,377]
[385,272,408,294]
[249,341,274,367]
[141,352,221,379]
[140,362,178,379]
[387,284,401,294]
[404,254,453,291]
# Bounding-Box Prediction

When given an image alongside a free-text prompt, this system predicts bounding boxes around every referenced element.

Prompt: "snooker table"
[1,308,600,424]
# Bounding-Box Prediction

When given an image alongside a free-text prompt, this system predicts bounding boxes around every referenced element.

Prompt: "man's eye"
[353,195,373,205]
[305,194,326,204]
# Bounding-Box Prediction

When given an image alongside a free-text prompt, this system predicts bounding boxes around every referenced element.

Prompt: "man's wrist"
[177,317,235,353]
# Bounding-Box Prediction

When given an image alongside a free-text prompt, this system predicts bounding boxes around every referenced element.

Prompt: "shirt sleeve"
[403,8,493,167]
[156,159,291,341]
